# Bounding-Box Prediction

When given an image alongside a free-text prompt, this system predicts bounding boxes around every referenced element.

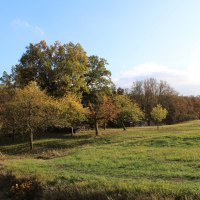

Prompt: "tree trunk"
[157,122,159,131]
[29,129,33,151]
[22,127,25,141]
[12,127,15,143]
[122,122,126,131]
[104,120,106,130]
[71,126,74,136]
[95,120,99,136]
[28,103,33,151]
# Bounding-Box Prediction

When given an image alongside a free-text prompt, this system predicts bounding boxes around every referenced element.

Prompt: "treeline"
[0,40,200,150]
[129,79,200,124]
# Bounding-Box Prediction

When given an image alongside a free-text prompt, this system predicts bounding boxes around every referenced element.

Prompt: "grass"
[1,121,200,199]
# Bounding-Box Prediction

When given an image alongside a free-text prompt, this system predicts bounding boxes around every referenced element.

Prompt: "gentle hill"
[1,120,200,199]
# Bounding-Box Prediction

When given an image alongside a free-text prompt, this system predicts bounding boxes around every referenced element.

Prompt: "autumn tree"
[99,96,117,130]
[56,94,88,136]
[89,96,117,134]
[0,82,18,141]
[13,40,88,97]
[115,95,143,130]
[151,104,168,130]
[189,96,200,119]
[0,99,21,141]
[13,82,56,150]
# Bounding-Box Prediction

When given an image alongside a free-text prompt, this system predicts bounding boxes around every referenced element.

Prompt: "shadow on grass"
[0,132,112,156]
[0,131,93,146]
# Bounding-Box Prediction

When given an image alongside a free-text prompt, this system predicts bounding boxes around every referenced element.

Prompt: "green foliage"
[115,95,144,130]
[83,55,114,105]
[13,41,88,97]
[85,55,113,96]
[83,55,114,135]
[0,71,14,88]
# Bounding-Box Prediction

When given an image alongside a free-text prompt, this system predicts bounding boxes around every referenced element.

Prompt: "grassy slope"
[1,120,200,199]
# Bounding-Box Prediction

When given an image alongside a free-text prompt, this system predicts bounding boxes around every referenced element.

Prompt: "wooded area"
[1,40,200,150]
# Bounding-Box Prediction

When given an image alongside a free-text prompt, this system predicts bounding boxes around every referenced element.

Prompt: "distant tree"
[0,71,14,88]
[151,104,168,130]
[190,96,200,119]
[0,71,16,98]
[130,78,177,125]
[116,87,125,95]
[13,40,88,97]
[115,95,143,130]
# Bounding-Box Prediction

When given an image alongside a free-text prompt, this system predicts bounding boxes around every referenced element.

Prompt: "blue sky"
[1,0,200,95]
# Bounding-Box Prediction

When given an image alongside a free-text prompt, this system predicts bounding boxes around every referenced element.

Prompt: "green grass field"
[1,121,200,199]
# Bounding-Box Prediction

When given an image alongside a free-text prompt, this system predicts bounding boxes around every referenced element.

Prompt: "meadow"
[1,121,200,199]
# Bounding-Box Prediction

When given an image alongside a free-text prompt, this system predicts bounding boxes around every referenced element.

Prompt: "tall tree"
[13,40,88,97]
[84,55,114,135]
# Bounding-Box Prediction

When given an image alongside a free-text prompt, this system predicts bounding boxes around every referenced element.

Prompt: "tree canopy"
[151,104,168,130]
[115,95,144,130]
[13,41,88,97]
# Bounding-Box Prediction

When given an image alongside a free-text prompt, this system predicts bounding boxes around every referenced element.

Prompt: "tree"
[84,55,114,102]
[151,104,168,130]
[88,96,117,134]
[115,95,143,130]
[57,94,88,136]
[116,87,125,95]
[13,82,56,150]
[99,96,117,130]
[0,100,21,142]
[83,55,114,135]
[0,84,18,141]
[13,40,88,97]
[0,71,14,88]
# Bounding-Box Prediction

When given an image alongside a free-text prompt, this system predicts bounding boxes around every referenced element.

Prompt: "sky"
[1,0,200,95]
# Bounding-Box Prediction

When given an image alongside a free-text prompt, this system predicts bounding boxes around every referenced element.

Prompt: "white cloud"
[12,19,44,36]
[114,61,200,95]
